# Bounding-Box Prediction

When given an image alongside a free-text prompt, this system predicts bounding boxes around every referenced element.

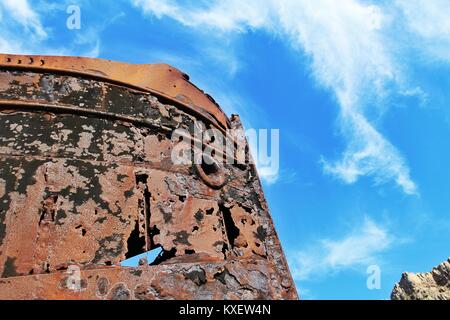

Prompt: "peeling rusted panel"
[0,53,297,300]
[0,259,291,300]
[0,54,229,130]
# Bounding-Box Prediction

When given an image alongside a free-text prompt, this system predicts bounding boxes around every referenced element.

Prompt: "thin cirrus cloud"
[0,0,47,39]
[395,0,450,63]
[1,0,448,192]
[289,217,393,281]
[0,0,101,57]
[0,0,47,53]
[131,0,450,194]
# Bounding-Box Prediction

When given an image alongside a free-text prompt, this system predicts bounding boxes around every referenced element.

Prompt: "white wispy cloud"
[72,10,126,58]
[0,0,47,39]
[0,0,103,57]
[0,0,62,54]
[0,0,44,53]
[395,0,450,63]
[289,217,393,281]
[321,111,418,195]
[131,0,270,31]
[129,0,433,194]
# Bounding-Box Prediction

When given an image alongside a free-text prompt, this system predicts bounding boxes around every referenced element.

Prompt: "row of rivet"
[4,56,45,66]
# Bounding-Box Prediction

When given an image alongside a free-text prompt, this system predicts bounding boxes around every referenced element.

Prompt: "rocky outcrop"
[391,258,450,300]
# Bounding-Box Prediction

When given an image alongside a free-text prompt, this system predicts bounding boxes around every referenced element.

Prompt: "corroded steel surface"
[0,54,230,130]
[0,54,298,300]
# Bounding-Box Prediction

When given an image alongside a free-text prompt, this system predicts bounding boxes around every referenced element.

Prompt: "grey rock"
[391,258,450,300]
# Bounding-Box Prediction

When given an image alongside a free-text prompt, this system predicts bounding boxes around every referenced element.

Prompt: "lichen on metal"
[0,53,297,300]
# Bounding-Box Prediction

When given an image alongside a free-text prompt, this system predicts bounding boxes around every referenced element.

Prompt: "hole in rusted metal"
[220,204,240,249]
[75,225,87,236]
[150,247,177,265]
[120,247,162,267]
[135,173,154,250]
[125,220,146,259]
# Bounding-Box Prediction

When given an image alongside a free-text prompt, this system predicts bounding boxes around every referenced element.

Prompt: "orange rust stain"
[0,53,229,129]
[0,53,297,300]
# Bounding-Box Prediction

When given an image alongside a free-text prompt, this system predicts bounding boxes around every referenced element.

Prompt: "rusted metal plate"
[0,54,229,130]
[0,54,298,300]
[0,258,292,300]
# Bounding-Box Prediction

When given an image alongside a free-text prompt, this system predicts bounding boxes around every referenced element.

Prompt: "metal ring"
[195,154,227,189]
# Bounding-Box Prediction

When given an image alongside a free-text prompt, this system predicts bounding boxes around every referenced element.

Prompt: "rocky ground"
[391,258,450,300]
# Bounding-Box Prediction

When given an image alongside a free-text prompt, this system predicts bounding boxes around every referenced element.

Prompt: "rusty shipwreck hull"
[0,54,297,300]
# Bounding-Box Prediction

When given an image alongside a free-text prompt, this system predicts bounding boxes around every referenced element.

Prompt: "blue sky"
[1,0,450,299]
